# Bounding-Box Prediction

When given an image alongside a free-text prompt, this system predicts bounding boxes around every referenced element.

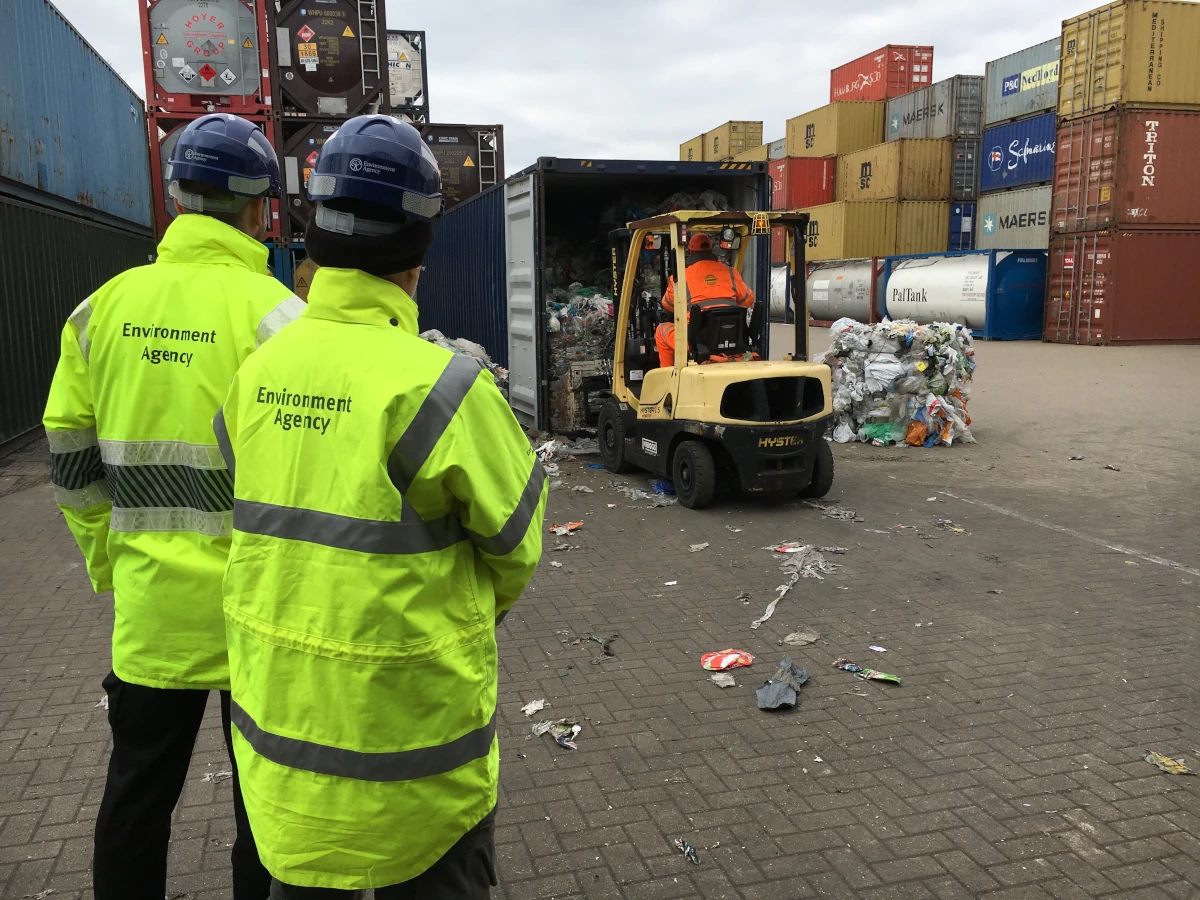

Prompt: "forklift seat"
[688,304,749,362]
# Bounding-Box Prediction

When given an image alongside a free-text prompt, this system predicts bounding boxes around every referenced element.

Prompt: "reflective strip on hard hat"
[230,701,496,782]
[387,355,482,492]
[232,498,467,555]
[255,295,305,347]
[466,463,546,557]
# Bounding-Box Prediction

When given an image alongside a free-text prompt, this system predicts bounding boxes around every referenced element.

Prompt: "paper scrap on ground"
[782,629,820,647]
[868,645,887,653]
[756,657,809,710]
[664,580,678,586]
[832,658,901,684]
[520,699,546,717]
[752,544,846,629]
[550,542,572,552]
[726,525,743,533]
[571,485,594,493]
[95,696,108,709]
[806,501,865,522]
[532,718,581,750]
[1144,750,1195,775]
[689,542,710,553]
[201,770,233,784]
[22,891,55,900]
[550,560,562,568]
[701,649,755,671]
[674,838,700,865]
[549,521,583,535]
[1104,464,1121,471]
[710,673,736,688]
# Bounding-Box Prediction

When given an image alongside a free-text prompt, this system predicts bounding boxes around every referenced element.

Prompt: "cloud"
[52,0,1084,173]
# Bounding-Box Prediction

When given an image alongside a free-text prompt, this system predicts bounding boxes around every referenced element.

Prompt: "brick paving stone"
[5,341,1200,900]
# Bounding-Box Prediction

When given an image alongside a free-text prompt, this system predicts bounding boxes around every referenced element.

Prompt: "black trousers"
[93,671,271,900]
[268,807,498,900]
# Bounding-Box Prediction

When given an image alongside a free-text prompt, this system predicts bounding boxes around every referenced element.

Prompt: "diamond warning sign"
[463,156,475,167]
[178,64,197,83]
[296,24,315,42]
[342,25,355,38]
[306,151,319,166]
[156,33,168,45]
[220,68,237,85]
[198,63,217,81]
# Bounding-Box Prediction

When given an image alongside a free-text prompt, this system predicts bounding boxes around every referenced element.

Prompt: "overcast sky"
[56,0,1084,173]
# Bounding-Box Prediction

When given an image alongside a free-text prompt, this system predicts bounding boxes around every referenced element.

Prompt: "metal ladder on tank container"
[357,1,382,109]
[477,131,499,192]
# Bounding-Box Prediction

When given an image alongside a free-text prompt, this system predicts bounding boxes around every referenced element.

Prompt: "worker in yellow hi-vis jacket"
[215,115,546,898]
[42,114,303,900]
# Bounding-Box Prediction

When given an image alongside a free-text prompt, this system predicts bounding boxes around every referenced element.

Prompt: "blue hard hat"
[307,115,442,223]
[166,114,280,200]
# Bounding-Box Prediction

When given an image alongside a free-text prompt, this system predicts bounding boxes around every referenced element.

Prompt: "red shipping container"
[830,45,933,102]
[770,157,835,263]
[1044,230,1200,345]
[1053,109,1200,233]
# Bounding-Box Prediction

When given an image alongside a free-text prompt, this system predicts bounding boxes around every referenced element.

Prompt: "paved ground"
[2,333,1199,899]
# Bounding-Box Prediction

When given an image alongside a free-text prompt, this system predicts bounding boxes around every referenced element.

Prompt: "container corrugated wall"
[704,121,764,161]
[830,45,934,102]
[416,185,508,367]
[799,201,897,260]
[980,112,1057,192]
[679,135,704,162]
[976,185,1053,249]
[887,75,984,140]
[896,201,951,255]
[0,195,155,444]
[1059,0,1200,120]
[949,202,976,251]
[786,103,884,157]
[2,0,152,228]
[984,37,1062,125]
[837,139,952,201]
[952,138,982,200]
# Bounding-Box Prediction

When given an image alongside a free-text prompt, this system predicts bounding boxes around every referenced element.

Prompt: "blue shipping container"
[419,157,772,429]
[948,202,975,251]
[978,112,1056,193]
[1,0,152,229]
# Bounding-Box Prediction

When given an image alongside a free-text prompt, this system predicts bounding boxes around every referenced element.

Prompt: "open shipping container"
[418,157,772,430]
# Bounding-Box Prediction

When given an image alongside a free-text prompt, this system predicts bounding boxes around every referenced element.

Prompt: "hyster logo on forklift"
[759,435,802,448]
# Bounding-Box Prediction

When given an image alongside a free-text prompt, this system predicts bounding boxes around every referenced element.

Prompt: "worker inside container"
[654,231,757,367]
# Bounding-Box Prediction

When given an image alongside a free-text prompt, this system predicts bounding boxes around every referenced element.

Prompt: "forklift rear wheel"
[598,401,634,473]
[799,438,835,499]
[674,440,717,509]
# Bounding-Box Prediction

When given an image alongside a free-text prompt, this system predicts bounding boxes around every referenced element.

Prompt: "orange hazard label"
[156,33,168,44]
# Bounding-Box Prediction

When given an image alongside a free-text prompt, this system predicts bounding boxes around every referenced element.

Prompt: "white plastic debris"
[201,770,233,784]
[689,542,710,553]
[550,560,563,568]
[664,580,678,586]
[520,699,546,717]
[710,673,736,688]
[571,485,595,493]
[869,645,888,653]
[94,696,108,710]
[782,629,819,646]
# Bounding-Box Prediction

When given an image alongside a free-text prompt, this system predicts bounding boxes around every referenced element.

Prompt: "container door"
[504,175,539,426]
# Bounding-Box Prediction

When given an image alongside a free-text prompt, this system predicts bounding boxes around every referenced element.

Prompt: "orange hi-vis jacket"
[660,259,754,316]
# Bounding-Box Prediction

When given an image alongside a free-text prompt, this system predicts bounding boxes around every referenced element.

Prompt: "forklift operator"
[654,232,755,367]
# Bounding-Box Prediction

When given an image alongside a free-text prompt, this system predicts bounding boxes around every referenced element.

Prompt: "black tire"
[673,440,717,509]
[598,401,634,473]
[799,438,835,499]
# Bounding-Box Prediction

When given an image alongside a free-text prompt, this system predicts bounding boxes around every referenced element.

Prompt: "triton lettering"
[1142,120,1159,186]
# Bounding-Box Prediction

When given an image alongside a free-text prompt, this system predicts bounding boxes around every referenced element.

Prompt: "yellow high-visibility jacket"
[217,266,547,889]
[43,214,303,689]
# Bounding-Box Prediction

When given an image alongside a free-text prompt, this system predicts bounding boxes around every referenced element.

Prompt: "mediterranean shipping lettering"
[256,386,353,436]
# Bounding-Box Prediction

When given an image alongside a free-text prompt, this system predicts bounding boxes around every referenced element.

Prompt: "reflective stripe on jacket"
[42,214,303,690]
[218,266,547,889]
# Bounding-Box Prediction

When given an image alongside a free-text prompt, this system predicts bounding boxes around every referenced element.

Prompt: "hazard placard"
[306,151,319,166]
[243,37,254,49]
[297,43,318,61]
[156,33,168,45]
[342,25,355,38]
[198,63,217,81]
[296,24,315,42]
[398,52,408,61]
[463,156,475,167]
[220,68,237,85]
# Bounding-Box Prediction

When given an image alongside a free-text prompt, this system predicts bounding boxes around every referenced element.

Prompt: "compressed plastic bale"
[451,338,492,363]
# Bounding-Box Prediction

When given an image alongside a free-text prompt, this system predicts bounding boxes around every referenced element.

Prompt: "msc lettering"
[124,321,215,368]
[256,386,353,436]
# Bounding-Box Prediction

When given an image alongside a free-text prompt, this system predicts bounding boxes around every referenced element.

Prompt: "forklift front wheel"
[673,440,717,509]
[598,401,634,473]
[798,438,835,499]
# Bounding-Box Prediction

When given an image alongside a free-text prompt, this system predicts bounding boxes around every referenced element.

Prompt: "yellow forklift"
[598,210,833,509]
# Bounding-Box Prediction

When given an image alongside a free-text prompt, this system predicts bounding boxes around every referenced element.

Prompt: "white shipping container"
[886,75,984,141]
[975,185,1053,250]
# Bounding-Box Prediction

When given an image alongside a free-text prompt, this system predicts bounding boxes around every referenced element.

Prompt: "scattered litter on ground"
[710,673,736,688]
[1104,464,1121,471]
[544,463,560,477]
[701,649,754,671]
[1069,455,1084,461]
[1144,751,1195,775]
[736,591,752,605]
[571,485,594,494]
[550,560,563,568]
[756,657,809,710]
[820,319,976,447]
[987,589,1004,595]
[753,544,845,629]
[926,497,938,502]
[421,329,508,393]
[936,519,967,535]
[750,594,784,630]
[868,645,888,653]
[782,629,820,647]
[689,542,710,553]
[23,891,56,900]
[726,525,744,533]
[806,502,865,522]
[588,463,606,469]
[550,542,572,552]
[833,658,901,684]
[607,503,617,508]
[549,522,583,535]
[674,838,701,865]
[520,699,546,717]
[95,696,108,709]
[651,478,675,495]
[533,718,581,750]
[201,770,233,784]
[664,580,678,586]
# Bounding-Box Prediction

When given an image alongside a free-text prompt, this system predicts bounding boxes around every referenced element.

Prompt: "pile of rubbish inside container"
[419,329,508,394]
[819,318,976,447]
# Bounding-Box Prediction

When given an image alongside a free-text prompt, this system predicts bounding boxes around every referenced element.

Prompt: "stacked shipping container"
[679,121,764,161]
[1044,0,1200,344]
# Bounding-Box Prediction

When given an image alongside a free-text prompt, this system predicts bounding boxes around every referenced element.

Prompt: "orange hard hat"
[687,232,713,252]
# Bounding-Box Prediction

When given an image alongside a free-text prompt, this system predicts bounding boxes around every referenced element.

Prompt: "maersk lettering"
[902,101,944,126]
[892,287,927,304]
[998,210,1048,230]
